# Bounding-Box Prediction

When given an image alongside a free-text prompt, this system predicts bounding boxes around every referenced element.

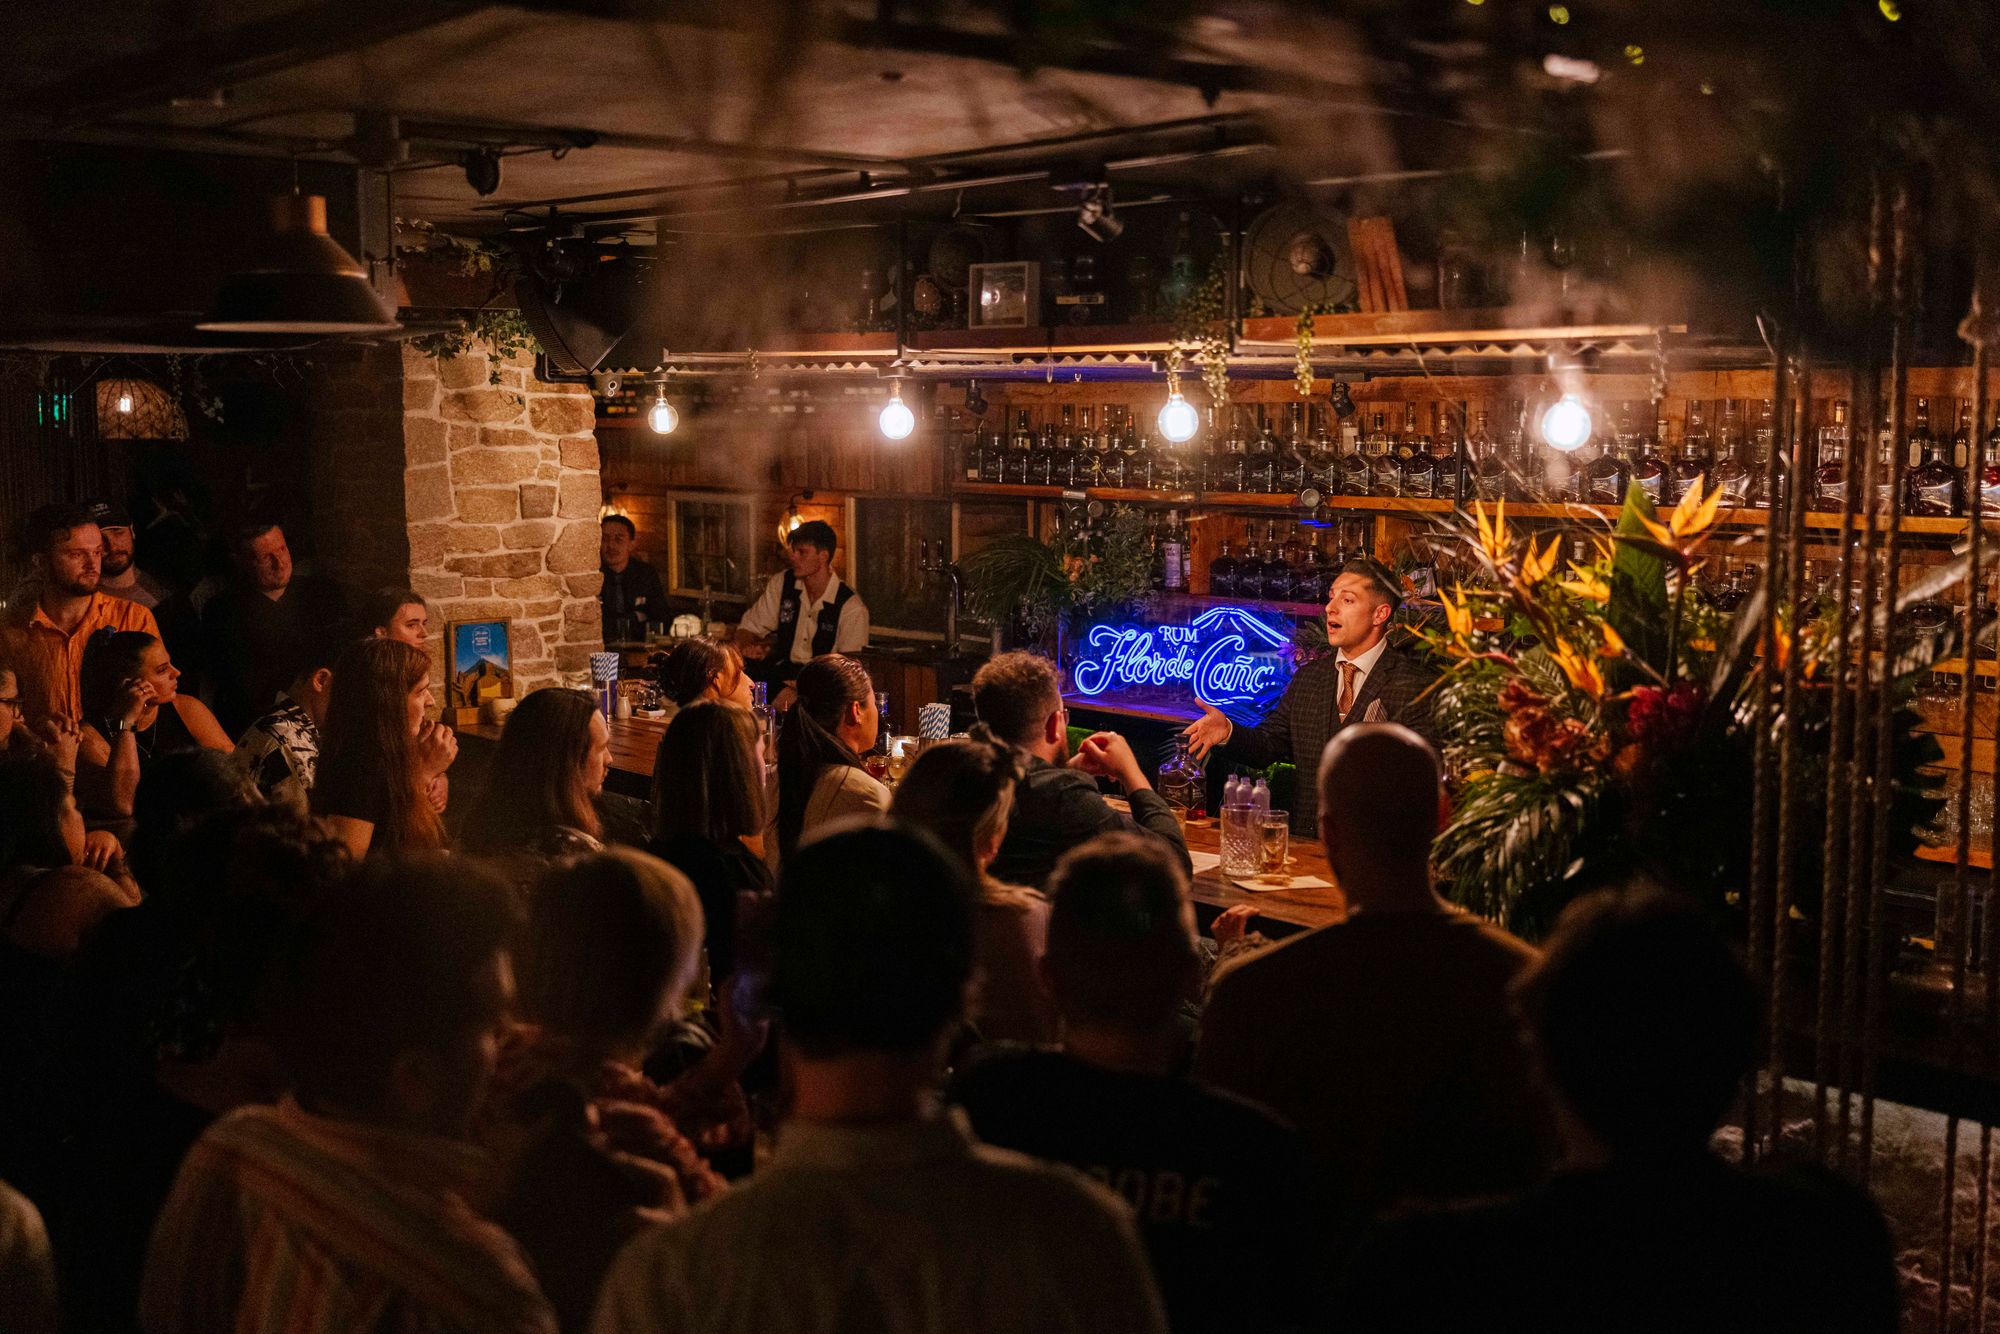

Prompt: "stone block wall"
[399,343,604,689]
[311,340,603,695]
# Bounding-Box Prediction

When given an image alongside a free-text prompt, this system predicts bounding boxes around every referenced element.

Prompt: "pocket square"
[1362,699,1388,723]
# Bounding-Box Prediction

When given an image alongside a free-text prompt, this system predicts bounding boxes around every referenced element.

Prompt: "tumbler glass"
[1221,802,1260,880]
[1258,812,1291,879]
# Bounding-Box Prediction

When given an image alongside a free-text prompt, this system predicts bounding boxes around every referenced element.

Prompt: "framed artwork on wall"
[446,619,514,725]
[969,261,1039,329]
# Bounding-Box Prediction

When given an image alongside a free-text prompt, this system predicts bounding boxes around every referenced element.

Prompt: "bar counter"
[458,714,1343,932]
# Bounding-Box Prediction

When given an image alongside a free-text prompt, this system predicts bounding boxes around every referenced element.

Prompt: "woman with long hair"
[651,637,753,715]
[650,700,770,982]
[774,654,886,858]
[78,628,230,817]
[893,727,1057,1043]
[461,687,610,862]
[311,638,453,859]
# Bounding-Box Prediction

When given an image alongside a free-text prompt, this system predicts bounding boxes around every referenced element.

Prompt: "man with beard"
[85,500,173,612]
[973,650,1189,889]
[2,503,161,727]
[1182,557,1439,838]
[200,520,349,736]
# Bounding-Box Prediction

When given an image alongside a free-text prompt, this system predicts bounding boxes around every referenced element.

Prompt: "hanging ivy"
[397,219,541,385]
[1171,255,1232,409]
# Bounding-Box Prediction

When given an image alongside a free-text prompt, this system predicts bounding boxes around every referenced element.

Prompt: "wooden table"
[456,714,1344,931]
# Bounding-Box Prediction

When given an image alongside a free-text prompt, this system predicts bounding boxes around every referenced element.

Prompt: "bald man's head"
[1317,723,1443,868]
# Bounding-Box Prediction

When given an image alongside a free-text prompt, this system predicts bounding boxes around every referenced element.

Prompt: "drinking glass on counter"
[885,735,919,785]
[1258,812,1291,879]
[1220,801,1260,880]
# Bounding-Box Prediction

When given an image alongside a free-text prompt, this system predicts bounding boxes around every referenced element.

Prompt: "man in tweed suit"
[1184,558,1438,835]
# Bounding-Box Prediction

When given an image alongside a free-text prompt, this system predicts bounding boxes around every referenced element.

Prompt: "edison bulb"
[117,392,134,414]
[1539,394,1593,453]
[648,396,678,435]
[1157,392,1199,444]
[879,393,915,441]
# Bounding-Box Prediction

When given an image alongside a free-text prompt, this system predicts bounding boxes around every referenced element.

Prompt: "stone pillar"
[312,341,604,693]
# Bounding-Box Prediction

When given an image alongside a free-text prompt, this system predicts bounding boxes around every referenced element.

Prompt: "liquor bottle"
[1503,399,1537,501]
[1390,403,1420,497]
[1583,402,1631,504]
[1245,407,1279,493]
[1980,406,2000,516]
[1430,402,1465,503]
[1340,413,1375,496]
[1631,415,1669,504]
[1152,428,1182,491]
[1954,400,1974,470]
[980,415,1006,483]
[1053,405,1078,487]
[1162,510,1187,592]
[1814,401,1850,511]
[1004,408,1033,485]
[1298,533,1328,603]
[1071,405,1100,487]
[1213,409,1248,493]
[962,423,986,484]
[1128,423,1156,491]
[1906,398,1962,516]
[1029,412,1056,486]
[1874,406,1897,517]
[1667,402,1711,503]
[1712,399,1754,506]
[1258,522,1292,602]
[1309,404,1341,496]
[1209,538,1239,598]
[1402,402,1438,500]
[1368,412,1402,497]
[1471,410,1508,502]
[1276,403,1310,494]
[1099,407,1129,488]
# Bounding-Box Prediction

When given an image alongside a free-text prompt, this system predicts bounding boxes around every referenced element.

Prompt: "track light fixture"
[1077,183,1123,242]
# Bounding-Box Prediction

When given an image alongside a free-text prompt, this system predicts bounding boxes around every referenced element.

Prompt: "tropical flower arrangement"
[1421,483,1951,939]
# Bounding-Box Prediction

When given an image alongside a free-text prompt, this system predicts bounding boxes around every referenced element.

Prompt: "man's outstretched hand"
[1182,703,1231,761]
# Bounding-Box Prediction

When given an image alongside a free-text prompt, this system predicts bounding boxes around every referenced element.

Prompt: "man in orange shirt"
[3,503,161,728]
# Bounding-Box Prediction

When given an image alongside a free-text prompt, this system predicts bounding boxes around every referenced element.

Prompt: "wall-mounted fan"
[1241,203,1356,316]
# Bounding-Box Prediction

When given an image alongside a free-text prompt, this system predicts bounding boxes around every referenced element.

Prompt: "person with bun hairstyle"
[78,628,230,818]
[893,727,1057,1044]
[774,654,887,858]
[651,636,754,719]
[311,638,453,859]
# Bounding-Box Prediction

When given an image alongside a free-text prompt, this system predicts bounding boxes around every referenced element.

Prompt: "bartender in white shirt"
[733,520,871,706]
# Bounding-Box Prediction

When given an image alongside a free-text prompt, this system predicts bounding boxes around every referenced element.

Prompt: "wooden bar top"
[459,714,1343,932]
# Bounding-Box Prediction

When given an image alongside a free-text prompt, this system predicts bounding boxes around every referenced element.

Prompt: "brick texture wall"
[313,340,604,693]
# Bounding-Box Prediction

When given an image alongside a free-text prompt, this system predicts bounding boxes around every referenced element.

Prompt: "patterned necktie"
[1338,660,1358,720]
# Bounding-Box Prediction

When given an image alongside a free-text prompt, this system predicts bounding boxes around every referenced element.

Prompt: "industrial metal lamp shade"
[197,194,402,335]
[95,378,188,440]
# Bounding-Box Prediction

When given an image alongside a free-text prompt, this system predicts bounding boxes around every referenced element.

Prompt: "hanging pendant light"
[198,193,401,335]
[879,375,915,441]
[647,373,679,435]
[94,378,188,440]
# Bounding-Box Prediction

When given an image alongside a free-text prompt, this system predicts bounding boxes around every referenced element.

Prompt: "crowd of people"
[0,500,1902,1332]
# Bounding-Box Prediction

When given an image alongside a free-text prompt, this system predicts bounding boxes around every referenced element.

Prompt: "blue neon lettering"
[1069,607,1291,709]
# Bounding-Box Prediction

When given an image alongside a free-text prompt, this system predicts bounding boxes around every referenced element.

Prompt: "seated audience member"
[139,854,555,1333]
[491,850,761,1330]
[2,502,161,728]
[1336,886,1899,1334]
[774,653,888,857]
[363,586,431,647]
[0,1177,55,1334]
[0,751,137,1211]
[1195,724,1551,1245]
[78,628,231,818]
[593,824,1168,1334]
[0,655,81,768]
[953,833,1311,1334]
[652,635,755,720]
[199,519,349,736]
[232,624,339,810]
[971,650,1190,888]
[893,728,1057,1044]
[311,637,454,859]
[61,807,347,1334]
[462,687,611,865]
[650,700,772,983]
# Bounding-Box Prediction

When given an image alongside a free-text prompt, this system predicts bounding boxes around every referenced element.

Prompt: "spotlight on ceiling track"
[463,148,502,197]
[1076,183,1123,243]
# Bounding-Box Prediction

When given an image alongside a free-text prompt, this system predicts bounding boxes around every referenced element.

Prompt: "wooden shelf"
[1915,843,1994,870]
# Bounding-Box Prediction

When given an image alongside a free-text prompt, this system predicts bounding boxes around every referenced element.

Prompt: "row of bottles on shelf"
[959,395,2000,517]
[1205,520,1377,604]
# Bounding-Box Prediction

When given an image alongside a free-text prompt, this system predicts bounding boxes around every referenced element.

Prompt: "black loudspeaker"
[512,240,654,375]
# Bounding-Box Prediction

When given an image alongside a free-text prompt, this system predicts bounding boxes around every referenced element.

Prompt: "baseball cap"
[82,498,133,529]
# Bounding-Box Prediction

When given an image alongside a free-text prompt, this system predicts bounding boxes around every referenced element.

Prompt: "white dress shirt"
[592,1109,1167,1334]
[738,571,871,664]
[1333,635,1390,720]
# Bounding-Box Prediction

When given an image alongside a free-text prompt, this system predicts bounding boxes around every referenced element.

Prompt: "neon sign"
[1069,606,1295,719]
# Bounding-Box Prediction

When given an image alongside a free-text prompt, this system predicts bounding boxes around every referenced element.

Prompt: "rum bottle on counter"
[1213,409,1248,493]
[1340,414,1375,496]
[1631,415,1669,504]
[1068,407,1097,487]
[1906,398,1961,515]
[1711,400,1754,506]
[1471,411,1508,502]
[1297,534,1328,603]
[1367,412,1402,497]
[1667,402,1711,503]
[1814,401,1849,511]
[1052,406,1078,486]
[1209,538,1239,598]
[1099,408,1130,488]
[1954,400,1974,470]
[1004,409,1033,485]
[1260,522,1295,602]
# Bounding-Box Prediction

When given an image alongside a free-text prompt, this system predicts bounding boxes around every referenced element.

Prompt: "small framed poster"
[969,260,1039,329]
[446,619,514,725]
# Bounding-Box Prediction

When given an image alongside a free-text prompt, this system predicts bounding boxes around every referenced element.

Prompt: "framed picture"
[446,619,514,725]
[969,260,1039,329]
